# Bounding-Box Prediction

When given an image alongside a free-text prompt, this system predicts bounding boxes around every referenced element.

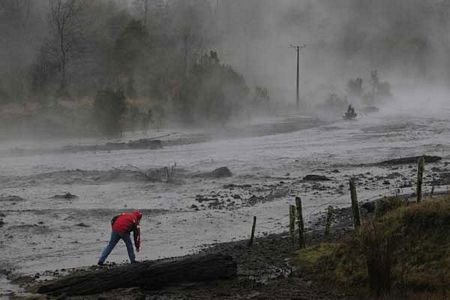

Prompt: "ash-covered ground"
[0,90,449,295]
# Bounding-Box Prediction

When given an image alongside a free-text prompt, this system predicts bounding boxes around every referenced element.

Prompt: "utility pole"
[290,44,306,109]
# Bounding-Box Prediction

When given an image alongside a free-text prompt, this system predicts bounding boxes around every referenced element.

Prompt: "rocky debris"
[400,181,413,188]
[361,202,376,213]
[437,172,450,185]
[311,183,328,191]
[385,172,403,179]
[376,155,442,166]
[246,195,264,206]
[0,195,26,202]
[267,186,291,199]
[303,175,331,181]
[16,168,149,186]
[62,138,163,153]
[7,224,50,234]
[223,184,252,189]
[211,167,232,178]
[127,139,162,149]
[145,167,177,182]
[195,195,219,203]
[52,192,78,200]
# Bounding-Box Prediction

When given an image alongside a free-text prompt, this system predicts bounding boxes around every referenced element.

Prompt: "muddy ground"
[1,97,450,297]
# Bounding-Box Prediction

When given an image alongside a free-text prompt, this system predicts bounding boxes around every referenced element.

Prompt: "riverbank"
[12,193,450,299]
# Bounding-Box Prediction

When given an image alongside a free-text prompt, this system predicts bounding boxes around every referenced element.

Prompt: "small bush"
[292,195,450,297]
[375,196,405,218]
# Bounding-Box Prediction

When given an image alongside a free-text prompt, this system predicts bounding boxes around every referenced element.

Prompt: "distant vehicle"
[343,105,357,120]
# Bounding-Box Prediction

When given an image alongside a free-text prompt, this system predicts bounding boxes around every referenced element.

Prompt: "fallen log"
[37,253,236,296]
[376,155,441,166]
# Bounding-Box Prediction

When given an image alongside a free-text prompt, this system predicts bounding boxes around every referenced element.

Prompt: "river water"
[0,87,449,295]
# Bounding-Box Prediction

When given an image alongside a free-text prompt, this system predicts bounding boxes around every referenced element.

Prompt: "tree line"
[0,0,265,136]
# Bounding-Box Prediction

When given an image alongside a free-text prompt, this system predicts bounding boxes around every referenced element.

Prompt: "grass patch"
[292,195,450,297]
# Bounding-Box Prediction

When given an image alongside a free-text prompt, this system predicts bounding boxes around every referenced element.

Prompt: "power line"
[290,44,306,109]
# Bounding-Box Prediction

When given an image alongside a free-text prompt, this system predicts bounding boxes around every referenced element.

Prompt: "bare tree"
[47,0,85,96]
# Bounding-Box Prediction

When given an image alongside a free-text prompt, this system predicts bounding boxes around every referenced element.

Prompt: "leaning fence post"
[350,178,361,229]
[417,156,425,202]
[248,216,257,247]
[325,206,334,237]
[295,197,305,248]
[289,205,296,245]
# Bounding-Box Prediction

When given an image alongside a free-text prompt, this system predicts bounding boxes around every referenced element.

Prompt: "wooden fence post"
[417,156,425,202]
[248,216,256,247]
[289,205,296,245]
[295,197,305,248]
[350,178,361,229]
[325,205,334,237]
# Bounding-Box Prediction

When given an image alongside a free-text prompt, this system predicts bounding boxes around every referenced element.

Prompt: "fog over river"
[0,86,449,295]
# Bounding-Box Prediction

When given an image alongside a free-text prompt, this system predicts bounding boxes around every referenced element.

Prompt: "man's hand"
[136,247,140,253]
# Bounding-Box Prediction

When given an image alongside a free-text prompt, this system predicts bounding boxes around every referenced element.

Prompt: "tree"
[113,20,150,98]
[347,77,363,98]
[175,51,249,124]
[93,88,127,137]
[0,0,42,103]
[47,0,86,96]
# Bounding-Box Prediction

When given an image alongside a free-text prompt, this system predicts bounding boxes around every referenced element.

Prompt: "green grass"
[292,195,450,297]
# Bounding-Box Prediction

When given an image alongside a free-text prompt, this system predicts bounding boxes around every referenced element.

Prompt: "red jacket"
[112,211,142,250]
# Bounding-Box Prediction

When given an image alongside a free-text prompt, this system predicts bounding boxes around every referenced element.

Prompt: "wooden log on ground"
[37,253,236,296]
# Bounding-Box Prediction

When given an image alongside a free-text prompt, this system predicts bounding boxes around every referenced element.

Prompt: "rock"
[211,167,232,178]
[311,183,327,191]
[438,172,450,185]
[303,175,331,181]
[386,172,402,179]
[0,219,5,227]
[52,193,77,200]
[223,184,251,189]
[127,139,162,149]
[376,155,442,166]
[195,195,219,203]
[361,202,376,213]
[331,169,340,173]
[247,195,263,206]
[75,223,90,228]
[190,204,199,211]
[0,195,26,202]
[383,180,391,185]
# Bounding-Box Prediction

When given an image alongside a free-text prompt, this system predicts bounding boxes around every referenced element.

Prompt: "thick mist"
[213,0,450,106]
[0,0,449,138]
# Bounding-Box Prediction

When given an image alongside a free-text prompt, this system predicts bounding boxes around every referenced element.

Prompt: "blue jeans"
[98,231,135,263]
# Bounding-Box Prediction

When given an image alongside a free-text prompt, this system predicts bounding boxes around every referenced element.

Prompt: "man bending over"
[98,210,142,265]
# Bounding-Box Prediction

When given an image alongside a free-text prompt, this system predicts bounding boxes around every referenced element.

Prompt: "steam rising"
[0,0,449,137]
